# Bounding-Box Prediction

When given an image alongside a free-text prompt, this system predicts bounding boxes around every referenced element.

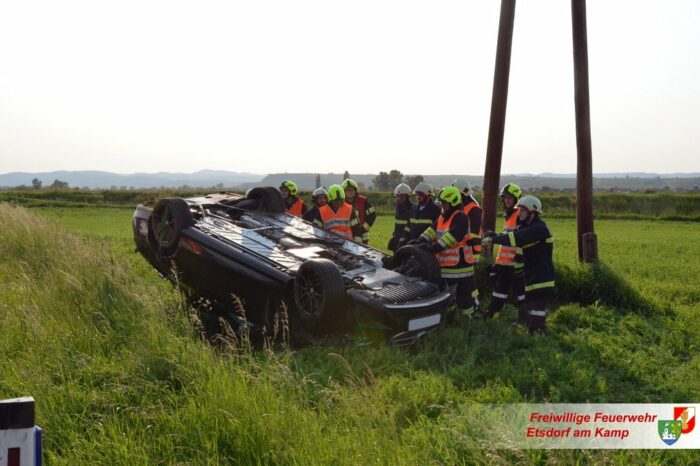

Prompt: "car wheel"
[148,197,194,256]
[246,187,285,214]
[293,259,345,333]
[389,245,442,287]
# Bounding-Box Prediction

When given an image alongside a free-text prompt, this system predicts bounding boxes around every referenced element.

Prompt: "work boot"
[527,312,547,336]
[517,308,529,327]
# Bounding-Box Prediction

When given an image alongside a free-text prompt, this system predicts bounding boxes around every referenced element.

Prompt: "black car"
[133,187,451,346]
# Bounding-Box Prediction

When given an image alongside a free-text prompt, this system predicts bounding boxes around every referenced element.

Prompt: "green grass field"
[1,205,699,464]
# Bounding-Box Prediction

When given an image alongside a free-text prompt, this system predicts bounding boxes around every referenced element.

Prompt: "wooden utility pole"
[571,0,598,261]
[482,0,517,233]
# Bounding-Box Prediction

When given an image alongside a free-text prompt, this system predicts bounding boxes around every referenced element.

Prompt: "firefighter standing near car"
[482,195,554,335]
[485,183,527,321]
[342,179,376,244]
[279,180,307,217]
[406,181,441,242]
[303,187,328,223]
[312,184,363,241]
[452,179,483,264]
[452,179,483,314]
[413,186,477,317]
[388,183,413,252]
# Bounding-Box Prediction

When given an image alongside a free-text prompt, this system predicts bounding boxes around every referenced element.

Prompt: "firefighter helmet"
[327,184,346,202]
[515,195,543,214]
[341,179,358,190]
[412,181,433,195]
[393,183,412,197]
[279,180,298,196]
[452,179,471,196]
[499,183,522,200]
[438,186,462,207]
[312,187,328,200]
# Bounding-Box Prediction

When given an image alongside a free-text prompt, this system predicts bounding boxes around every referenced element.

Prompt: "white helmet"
[452,179,471,196]
[393,183,412,197]
[515,195,543,214]
[312,187,328,199]
[413,181,433,195]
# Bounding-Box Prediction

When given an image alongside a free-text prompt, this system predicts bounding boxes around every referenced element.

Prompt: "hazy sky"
[1,0,698,175]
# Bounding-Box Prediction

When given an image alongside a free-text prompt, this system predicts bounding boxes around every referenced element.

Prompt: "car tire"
[389,245,443,287]
[246,187,285,214]
[293,259,345,333]
[148,197,194,256]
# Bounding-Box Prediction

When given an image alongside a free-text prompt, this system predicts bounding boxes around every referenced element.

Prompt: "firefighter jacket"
[494,208,524,269]
[420,207,473,279]
[407,199,441,241]
[390,198,413,250]
[492,217,554,292]
[462,195,483,264]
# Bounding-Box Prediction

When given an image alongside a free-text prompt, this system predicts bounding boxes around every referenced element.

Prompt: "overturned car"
[132,187,451,346]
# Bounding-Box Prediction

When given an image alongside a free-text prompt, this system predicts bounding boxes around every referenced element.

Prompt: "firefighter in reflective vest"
[407,181,441,241]
[452,179,483,313]
[415,187,477,317]
[279,180,307,217]
[388,183,413,252]
[486,183,527,321]
[312,184,362,241]
[342,179,376,244]
[303,187,328,223]
[452,179,483,263]
[483,195,554,335]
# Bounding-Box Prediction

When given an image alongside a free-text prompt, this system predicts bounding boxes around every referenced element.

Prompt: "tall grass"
[1,204,698,464]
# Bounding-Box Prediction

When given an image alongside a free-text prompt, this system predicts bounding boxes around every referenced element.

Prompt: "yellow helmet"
[438,186,462,207]
[279,180,298,196]
[327,184,346,202]
[341,179,358,190]
[499,183,522,201]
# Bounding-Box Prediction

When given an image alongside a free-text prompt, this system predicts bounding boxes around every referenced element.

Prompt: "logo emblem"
[658,420,682,446]
[674,407,695,434]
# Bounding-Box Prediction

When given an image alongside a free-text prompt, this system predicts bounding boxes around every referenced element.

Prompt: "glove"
[482,230,497,239]
[387,237,397,252]
[419,242,442,254]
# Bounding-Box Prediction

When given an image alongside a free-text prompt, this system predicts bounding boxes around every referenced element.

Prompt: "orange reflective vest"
[495,208,520,266]
[435,210,470,267]
[319,203,353,239]
[287,198,305,217]
[463,200,481,264]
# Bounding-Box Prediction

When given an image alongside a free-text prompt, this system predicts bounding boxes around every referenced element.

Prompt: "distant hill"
[0,170,263,189]
[2,170,699,191]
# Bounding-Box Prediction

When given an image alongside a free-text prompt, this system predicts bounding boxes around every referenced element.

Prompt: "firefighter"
[279,180,307,217]
[452,179,483,314]
[485,183,527,322]
[483,195,554,335]
[452,179,483,264]
[312,184,362,241]
[415,186,477,317]
[303,187,328,223]
[388,183,413,252]
[342,179,376,244]
[407,181,441,241]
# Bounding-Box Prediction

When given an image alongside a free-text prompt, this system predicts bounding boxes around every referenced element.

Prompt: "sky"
[0,0,698,176]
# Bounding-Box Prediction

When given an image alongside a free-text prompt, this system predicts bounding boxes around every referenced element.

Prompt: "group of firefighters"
[277,178,554,335]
